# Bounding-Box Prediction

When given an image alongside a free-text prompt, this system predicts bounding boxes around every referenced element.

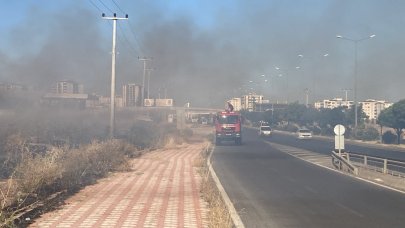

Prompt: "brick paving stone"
[30,143,209,228]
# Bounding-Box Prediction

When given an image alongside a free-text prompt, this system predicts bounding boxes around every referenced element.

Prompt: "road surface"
[212,127,405,227]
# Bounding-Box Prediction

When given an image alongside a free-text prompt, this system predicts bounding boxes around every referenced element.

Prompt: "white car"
[297,129,312,139]
[259,126,272,136]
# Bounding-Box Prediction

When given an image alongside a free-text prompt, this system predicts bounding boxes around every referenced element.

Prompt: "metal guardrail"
[331,151,359,175]
[346,152,405,178]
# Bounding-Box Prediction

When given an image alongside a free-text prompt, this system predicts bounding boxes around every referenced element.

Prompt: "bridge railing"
[331,151,359,175]
[346,153,405,178]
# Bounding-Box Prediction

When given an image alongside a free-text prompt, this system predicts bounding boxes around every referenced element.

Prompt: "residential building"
[0,82,26,91]
[122,84,142,107]
[51,80,83,94]
[42,80,86,109]
[227,98,242,111]
[360,99,393,120]
[314,98,353,109]
[241,93,264,111]
[99,96,124,108]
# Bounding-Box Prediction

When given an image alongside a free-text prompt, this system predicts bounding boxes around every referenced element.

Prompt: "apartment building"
[360,99,393,120]
[227,98,242,111]
[241,94,264,112]
[122,84,142,107]
[0,82,26,91]
[51,80,83,94]
[314,98,353,109]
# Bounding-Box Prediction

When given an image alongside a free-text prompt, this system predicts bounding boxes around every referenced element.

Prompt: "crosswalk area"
[266,142,333,168]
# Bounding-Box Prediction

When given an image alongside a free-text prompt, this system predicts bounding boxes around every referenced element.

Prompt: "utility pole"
[146,68,154,99]
[342,88,351,103]
[102,13,128,138]
[138,57,152,105]
[304,88,310,107]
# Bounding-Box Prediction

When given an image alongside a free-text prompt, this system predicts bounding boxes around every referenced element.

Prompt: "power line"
[111,0,126,14]
[117,23,139,57]
[126,20,146,56]
[88,0,103,13]
[97,0,114,13]
[89,0,146,57]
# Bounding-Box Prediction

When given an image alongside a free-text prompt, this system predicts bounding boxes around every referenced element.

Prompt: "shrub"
[1,134,30,178]
[354,127,380,141]
[14,148,63,194]
[61,140,136,190]
[284,124,299,132]
[382,131,397,144]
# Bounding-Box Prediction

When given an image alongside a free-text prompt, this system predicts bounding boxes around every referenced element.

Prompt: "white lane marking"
[264,141,405,195]
[304,185,318,194]
[335,202,364,218]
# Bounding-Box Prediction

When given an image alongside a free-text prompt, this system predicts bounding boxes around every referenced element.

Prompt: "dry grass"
[0,108,191,226]
[199,145,233,228]
[0,137,139,227]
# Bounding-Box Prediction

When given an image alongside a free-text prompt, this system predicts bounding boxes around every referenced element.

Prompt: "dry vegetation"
[0,108,189,227]
[198,145,233,228]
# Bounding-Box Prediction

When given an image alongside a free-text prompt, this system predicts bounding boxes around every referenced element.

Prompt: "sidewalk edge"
[207,146,245,228]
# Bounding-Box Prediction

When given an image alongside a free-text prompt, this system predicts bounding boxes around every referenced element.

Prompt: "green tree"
[344,104,367,127]
[284,102,307,124]
[378,99,405,144]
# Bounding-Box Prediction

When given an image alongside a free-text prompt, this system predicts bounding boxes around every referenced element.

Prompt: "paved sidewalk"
[30,143,208,228]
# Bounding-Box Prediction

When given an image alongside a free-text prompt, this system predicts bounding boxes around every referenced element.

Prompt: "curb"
[206,145,245,228]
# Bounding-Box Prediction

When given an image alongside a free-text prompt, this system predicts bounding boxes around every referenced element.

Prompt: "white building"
[51,80,83,94]
[360,99,393,120]
[122,84,142,107]
[241,94,264,111]
[314,98,353,109]
[227,98,242,111]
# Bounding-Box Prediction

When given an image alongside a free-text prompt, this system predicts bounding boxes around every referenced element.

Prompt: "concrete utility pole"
[138,57,152,105]
[342,88,351,103]
[146,68,154,99]
[304,88,310,107]
[102,13,128,138]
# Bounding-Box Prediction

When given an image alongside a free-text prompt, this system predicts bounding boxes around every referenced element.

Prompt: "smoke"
[1,4,109,92]
[1,0,405,108]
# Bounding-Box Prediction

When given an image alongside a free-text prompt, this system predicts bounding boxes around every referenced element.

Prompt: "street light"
[296,53,329,103]
[274,65,301,104]
[337,34,375,128]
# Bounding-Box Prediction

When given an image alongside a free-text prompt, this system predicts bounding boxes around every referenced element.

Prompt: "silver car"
[297,129,312,139]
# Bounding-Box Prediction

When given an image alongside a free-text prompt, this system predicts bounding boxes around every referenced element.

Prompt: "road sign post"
[334,124,346,156]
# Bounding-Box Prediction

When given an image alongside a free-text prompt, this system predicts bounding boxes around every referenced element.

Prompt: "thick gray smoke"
[1,0,405,107]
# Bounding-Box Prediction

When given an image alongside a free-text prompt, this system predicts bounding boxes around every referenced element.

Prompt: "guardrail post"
[346,153,350,162]
[364,156,367,166]
[383,159,388,174]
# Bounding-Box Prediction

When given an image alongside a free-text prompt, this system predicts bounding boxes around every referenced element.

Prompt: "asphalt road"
[269,130,405,161]
[212,127,405,228]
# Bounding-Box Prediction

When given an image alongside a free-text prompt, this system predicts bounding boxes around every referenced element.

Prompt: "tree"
[344,104,367,127]
[284,102,307,124]
[378,99,405,144]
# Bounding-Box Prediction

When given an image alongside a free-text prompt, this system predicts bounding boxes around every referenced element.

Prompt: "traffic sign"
[334,124,345,136]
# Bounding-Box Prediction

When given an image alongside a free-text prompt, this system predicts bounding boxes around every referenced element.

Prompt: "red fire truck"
[214,111,242,145]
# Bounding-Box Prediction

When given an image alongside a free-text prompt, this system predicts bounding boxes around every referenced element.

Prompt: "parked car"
[259,126,272,137]
[297,129,312,139]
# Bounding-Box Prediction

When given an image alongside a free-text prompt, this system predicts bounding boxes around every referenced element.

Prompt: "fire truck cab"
[214,111,242,145]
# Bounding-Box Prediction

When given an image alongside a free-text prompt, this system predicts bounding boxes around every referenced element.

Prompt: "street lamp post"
[274,66,301,104]
[297,53,329,102]
[337,34,375,128]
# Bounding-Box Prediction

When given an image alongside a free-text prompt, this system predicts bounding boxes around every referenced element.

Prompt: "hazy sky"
[0,0,404,107]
